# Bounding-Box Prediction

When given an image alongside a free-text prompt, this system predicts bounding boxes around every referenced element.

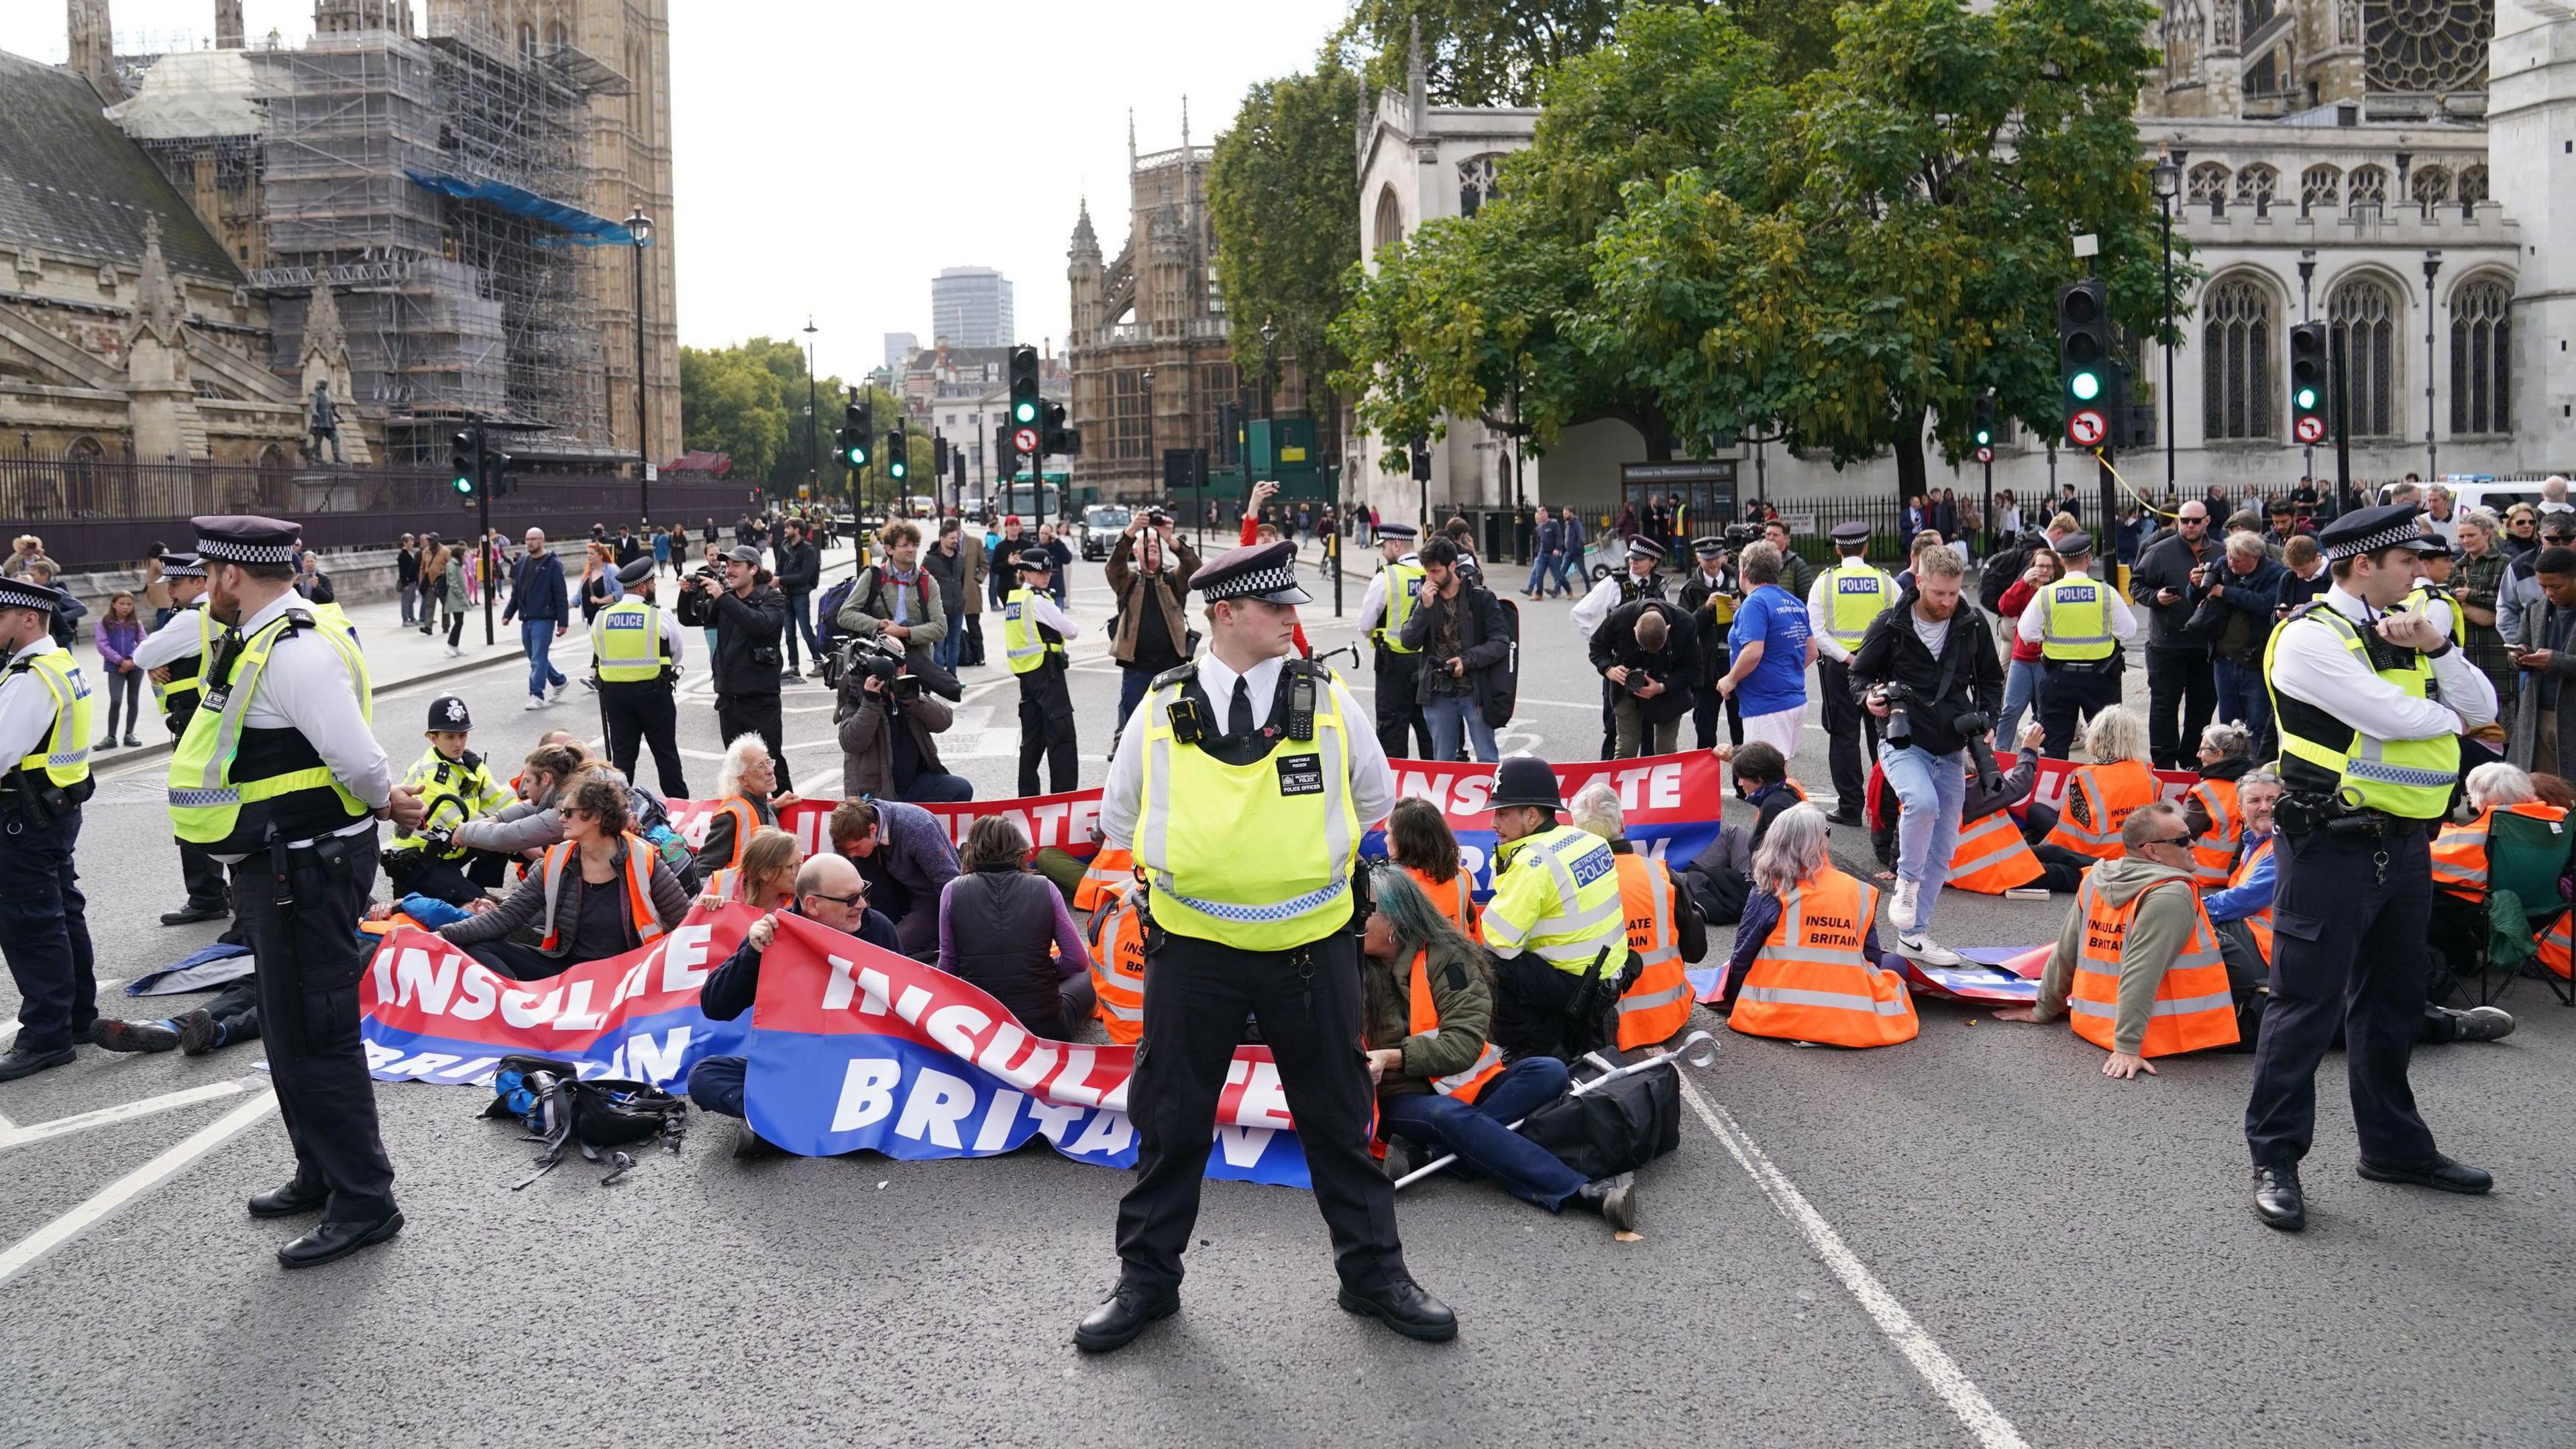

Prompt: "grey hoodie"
[2031,853,2204,1056]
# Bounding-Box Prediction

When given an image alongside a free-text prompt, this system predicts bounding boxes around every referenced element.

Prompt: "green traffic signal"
[1973,427,1992,447]
[2295,386,2318,410]
[451,473,474,496]
[1012,398,1038,425]
[2070,371,2102,402]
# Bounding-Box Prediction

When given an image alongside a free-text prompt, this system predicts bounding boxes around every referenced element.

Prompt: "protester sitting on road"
[2202,769,2281,981]
[1717,804,1916,1048]
[1676,810,1754,926]
[1386,796,1480,939]
[1480,756,1635,1062]
[2040,706,2159,862]
[1360,866,1639,1231]
[435,774,692,980]
[937,815,1097,1039]
[1729,741,1802,851]
[695,733,786,879]
[2183,720,2258,887]
[700,826,800,912]
[2532,771,2575,810]
[2425,763,2561,1020]
[451,741,590,864]
[686,853,900,1157]
[1570,783,1706,1050]
[830,796,959,960]
[1996,801,2256,1075]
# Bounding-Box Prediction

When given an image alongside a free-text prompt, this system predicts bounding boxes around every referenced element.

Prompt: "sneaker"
[177,1008,223,1057]
[96,735,118,751]
[121,734,140,747]
[1887,879,1919,934]
[445,645,463,657]
[524,696,543,710]
[1897,932,1967,967]
[548,681,566,702]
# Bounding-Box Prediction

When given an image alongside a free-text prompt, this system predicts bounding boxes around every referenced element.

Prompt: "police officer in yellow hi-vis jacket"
[1356,523,1431,759]
[0,574,100,1082]
[1808,520,1894,824]
[133,551,233,924]
[1480,755,1633,1062]
[1078,540,1450,1353]
[590,555,688,798]
[168,516,425,1267]
[2018,531,2137,759]
[2247,504,2496,1233]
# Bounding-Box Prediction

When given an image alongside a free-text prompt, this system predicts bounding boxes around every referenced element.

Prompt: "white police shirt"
[1099,651,1394,852]
[210,590,394,859]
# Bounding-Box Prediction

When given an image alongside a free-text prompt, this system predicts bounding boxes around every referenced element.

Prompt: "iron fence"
[0,458,754,571]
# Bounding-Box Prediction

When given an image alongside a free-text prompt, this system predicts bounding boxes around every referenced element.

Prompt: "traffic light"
[483,447,513,498]
[1214,402,1239,466]
[449,431,477,497]
[2288,321,2329,444]
[934,433,951,477]
[1041,400,1079,456]
[1972,392,1995,450]
[885,427,908,482]
[841,399,871,469]
[1008,345,1040,428]
[1409,434,1433,482]
[2056,279,2110,445]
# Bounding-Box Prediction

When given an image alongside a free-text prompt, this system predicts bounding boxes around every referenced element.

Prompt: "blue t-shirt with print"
[1727,584,1812,717]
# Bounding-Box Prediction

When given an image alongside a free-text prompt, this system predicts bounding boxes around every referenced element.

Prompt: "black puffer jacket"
[680,580,786,694]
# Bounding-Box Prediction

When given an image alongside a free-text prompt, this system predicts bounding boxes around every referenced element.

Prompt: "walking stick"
[1389,1030,1719,1192]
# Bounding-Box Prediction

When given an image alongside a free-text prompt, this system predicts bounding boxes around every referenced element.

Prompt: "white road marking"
[1678,1075,2030,1449]
[0,1087,276,1287]
[0,1079,248,1152]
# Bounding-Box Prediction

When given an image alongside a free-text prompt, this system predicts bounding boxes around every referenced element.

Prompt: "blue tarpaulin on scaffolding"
[404,170,652,246]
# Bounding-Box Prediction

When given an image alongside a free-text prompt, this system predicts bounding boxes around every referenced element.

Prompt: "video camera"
[1722,522,1762,548]
[1878,684,2005,796]
[845,637,916,697]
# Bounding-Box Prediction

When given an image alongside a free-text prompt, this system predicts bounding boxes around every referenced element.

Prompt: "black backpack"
[1515,1059,1682,1181]
[483,1054,688,1188]
[1978,531,2042,614]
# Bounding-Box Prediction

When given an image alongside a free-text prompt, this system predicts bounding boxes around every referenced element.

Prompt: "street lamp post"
[802,316,819,504]
[2298,250,2318,478]
[2423,249,2443,482]
[627,207,653,521]
[2150,149,2180,498]
[1259,317,1279,533]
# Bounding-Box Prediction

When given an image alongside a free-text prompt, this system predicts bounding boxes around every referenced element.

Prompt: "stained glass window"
[2365,0,2494,96]
[2328,276,2402,438]
[2450,277,2511,435]
[2202,275,2275,441]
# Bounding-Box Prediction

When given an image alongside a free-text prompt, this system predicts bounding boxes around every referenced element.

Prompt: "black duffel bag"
[1514,1058,1682,1181]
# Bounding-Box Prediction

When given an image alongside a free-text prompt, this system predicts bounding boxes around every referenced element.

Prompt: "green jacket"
[1360,934,1494,1102]
[2032,853,2202,1056]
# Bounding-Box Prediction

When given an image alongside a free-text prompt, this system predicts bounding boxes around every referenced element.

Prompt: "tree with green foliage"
[1333,0,1622,107]
[678,336,867,500]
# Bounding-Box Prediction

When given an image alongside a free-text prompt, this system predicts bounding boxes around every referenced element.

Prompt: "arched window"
[2163,0,2204,81]
[2188,162,2232,214]
[2347,164,2390,207]
[2450,276,2512,435]
[1373,185,1405,255]
[2300,164,2342,213]
[545,21,566,47]
[519,23,537,60]
[2328,274,2402,437]
[2235,164,2279,216]
[2410,165,2451,207]
[63,435,105,517]
[2201,274,2275,441]
[2457,162,2489,207]
[1457,154,1504,219]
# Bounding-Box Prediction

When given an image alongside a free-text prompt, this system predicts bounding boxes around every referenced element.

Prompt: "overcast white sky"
[0,0,1354,380]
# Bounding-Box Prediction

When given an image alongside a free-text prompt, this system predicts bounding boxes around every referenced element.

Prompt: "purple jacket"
[96,617,143,670]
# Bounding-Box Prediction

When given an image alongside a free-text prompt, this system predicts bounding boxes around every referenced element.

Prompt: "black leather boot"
[1073,1283,1178,1352]
[1336,1277,1458,1342]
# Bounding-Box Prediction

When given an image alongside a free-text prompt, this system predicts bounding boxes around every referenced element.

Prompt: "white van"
[2377,476,2569,517]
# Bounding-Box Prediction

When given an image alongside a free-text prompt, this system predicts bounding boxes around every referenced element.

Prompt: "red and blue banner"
[1375,751,1729,900]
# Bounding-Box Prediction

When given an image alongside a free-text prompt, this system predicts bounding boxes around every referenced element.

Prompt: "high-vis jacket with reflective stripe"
[1087,886,1146,1044]
[1945,806,2045,894]
[1728,866,1916,1047]
[1612,851,1692,1049]
[535,835,667,954]
[2224,833,2275,965]
[1823,559,1896,647]
[2036,576,2116,661]
[701,796,760,874]
[149,603,215,723]
[1002,587,1066,676]
[590,598,672,682]
[1407,949,1504,1104]
[166,608,374,851]
[2265,602,2458,820]
[2429,801,2569,899]
[1402,863,1483,943]
[2070,875,2238,1057]
[2185,777,2243,886]
[9,647,91,789]
[1073,845,1135,914]
[2043,759,2158,861]
[1480,823,1625,976]
[1375,561,1426,654]
[386,745,509,859]
[1133,668,1359,950]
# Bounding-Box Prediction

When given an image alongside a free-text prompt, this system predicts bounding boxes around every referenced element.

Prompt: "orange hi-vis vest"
[1087,887,1146,1044]
[1402,864,1482,943]
[2185,777,2243,887]
[2044,759,2159,861]
[2429,801,2570,900]
[2225,833,2275,965]
[1728,866,1918,1048]
[2070,875,2239,1057]
[2535,912,2573,981]
[1611,852,1691,1049]
[1407,949,1505,1104]
[535,835,665,954]
[1073,845,1135,914]
[1946,808,2045,894]
[704,796,760,873]
[702,867,743,907]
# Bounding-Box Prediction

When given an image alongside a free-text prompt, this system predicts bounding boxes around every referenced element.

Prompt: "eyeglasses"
[2148,833,2194,849]
[805,890,867,910]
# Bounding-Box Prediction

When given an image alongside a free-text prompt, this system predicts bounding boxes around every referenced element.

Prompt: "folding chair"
[2477,808,2576,1007]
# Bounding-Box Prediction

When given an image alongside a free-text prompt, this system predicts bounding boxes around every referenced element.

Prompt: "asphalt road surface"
[1,547,2567,1448]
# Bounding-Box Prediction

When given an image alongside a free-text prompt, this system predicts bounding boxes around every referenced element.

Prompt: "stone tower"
[66,0,119,100]
[214,0,244,48]
[2491,0,2576,470]
[1067,200,1102,349]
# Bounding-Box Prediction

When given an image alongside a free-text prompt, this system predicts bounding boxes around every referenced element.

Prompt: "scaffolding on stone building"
[243,14,618,464]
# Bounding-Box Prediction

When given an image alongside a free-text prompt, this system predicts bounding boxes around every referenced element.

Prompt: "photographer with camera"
[1395,537,1511,763]
[1588,592,1698,758]
[678,543,795,793]
[835,637,972,803]
[1848,543,2003,968]
[1106,506,1202,738]
[2130,500,2219,769]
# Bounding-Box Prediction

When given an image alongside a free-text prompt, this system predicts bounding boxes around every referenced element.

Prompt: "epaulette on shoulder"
[1148,660,1200,691]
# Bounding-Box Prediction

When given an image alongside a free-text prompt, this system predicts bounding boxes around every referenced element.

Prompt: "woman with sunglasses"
[435,773,691,979]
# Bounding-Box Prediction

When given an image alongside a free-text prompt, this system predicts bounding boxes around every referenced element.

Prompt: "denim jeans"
[1117,665,1157,739]
[1379,1055,1587,1210]
[934,612,963,673]
[1551,551,1585,594]
[1422,692,1497,762]
[398,582,417,626]
[2212,654,2272,756]
[520,617,566,698]
[783,590,819,670]
[1997,657,2046,749]
[1525,551,1562,596]
[1877,741,1968,934]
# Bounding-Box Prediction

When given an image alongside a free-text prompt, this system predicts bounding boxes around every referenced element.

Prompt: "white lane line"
[0,1079,248,1152]
[0,1087,276,1287]
[1678,1075,2030,1449]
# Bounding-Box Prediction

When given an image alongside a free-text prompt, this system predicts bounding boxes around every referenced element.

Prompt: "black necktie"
[1229,677,1255,739]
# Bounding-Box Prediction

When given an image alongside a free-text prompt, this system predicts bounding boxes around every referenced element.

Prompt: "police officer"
[1679,537,1739,750]
[0,575,100,1082]
[2017,532,2137,759]
[2248,504,2494,1232]
[1810,521,1894,824]
[590,554,689,798]
[1004,547,1082,796]
[380,694,511,906]
[1356,523,1432,759]
[168,515,421,1267]
[1077,540,1448,1352]
[132,551,231,924]
[1479,755,1632,1061]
